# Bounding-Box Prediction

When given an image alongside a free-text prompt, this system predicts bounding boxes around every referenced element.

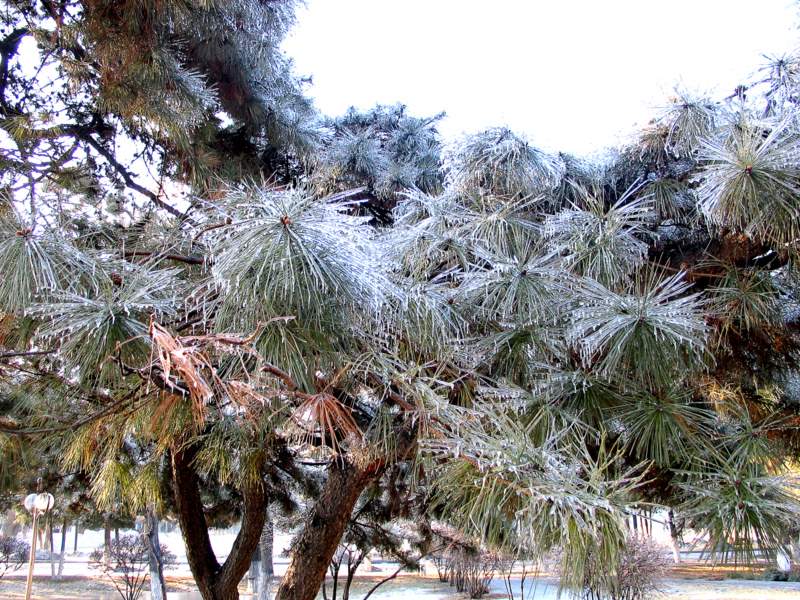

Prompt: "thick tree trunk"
[274,461,373,600]
[275,424,416,600]
[143,510,167,600]
[171,444,269,600]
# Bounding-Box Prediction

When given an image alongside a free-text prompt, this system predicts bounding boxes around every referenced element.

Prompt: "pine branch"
[0,392,144,437]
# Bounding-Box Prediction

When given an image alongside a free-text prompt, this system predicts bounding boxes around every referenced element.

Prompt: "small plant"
[762,566,800,582]
[431,550,449,582]
[89,534,175,600]
[445,548,497,599]
[553,534,669,600]
[0,535,29,583]
[499,554,537,600]
[608,535,670,600]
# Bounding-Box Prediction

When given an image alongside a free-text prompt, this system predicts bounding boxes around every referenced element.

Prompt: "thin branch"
[0,390,146,437]
[362,563,405,600]
[191,218,232,246]
[73,130,191,222]
[122,250,205,266]
[261,364,298,391]
[0,349,54,359]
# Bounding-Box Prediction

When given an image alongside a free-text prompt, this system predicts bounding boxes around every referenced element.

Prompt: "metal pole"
[25,509,38,600]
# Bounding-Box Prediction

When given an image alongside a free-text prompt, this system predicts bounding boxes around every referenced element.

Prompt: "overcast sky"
[283,0,798,156]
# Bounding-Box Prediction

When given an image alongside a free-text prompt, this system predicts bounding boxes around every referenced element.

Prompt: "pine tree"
[2,3,800,600]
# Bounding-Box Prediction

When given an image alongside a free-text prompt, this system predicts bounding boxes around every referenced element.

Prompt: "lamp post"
[23,492,54,600]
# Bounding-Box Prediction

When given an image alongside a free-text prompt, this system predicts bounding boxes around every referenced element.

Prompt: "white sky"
[283,0,799,156]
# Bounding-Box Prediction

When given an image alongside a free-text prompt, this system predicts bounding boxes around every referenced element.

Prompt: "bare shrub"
[0,536,29,582]
[89,534,175,600]
[553,534,669,600]
[446,548,497,598]
[498,554,537,600]
[609,535,670,600]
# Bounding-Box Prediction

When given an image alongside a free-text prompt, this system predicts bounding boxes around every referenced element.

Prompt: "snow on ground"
[9,525,800,599]
[4,574,800,599]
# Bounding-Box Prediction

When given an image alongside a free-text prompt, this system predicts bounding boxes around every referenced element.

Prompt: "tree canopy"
[2,2,800,600]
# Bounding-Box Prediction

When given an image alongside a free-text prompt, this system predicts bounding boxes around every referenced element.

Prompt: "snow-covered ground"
[22,525,297,578]
[10,525,800,599]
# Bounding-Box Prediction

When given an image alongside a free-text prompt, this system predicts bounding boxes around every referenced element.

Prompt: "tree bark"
[103,517,112,567]
[56,518,67,580]
[143,510,167,600]
[248,505,274,600]
[171,443,269,600]
[48,516,55,579]
[257,508,274,600]
[667,509,681,564]
[248,553,259,594]
[275,424,416,600]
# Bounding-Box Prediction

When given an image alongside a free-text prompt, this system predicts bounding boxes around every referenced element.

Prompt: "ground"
[3,569,800,599]
[4,526,800,599]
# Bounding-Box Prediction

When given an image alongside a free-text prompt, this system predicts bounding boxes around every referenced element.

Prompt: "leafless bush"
[446,548,497,599]
[0,536,29,582]
[552,534,669,600]
[431,551,449,582]
[498,554,537,600]
[89,534,175,600]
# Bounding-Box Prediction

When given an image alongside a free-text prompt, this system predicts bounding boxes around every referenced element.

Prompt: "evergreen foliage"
[1,3,800,600]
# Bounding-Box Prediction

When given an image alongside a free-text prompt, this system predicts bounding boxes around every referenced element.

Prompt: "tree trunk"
[73,523,79,554]
[143,510,167,600]
[667,509,681,564]
[274,461,374,600]
[275,424,416,600]
[248,553,259,594]
[103,516,112,567]
[257,508,274,600]
[247,507,274,600]
[171,443,269,600]
[48,516,55,579]
[791,534,800,569]
[56,518,67,580]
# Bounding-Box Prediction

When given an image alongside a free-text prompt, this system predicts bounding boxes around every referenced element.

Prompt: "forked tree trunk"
[171,444,269,600]
[275,425,416,600]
